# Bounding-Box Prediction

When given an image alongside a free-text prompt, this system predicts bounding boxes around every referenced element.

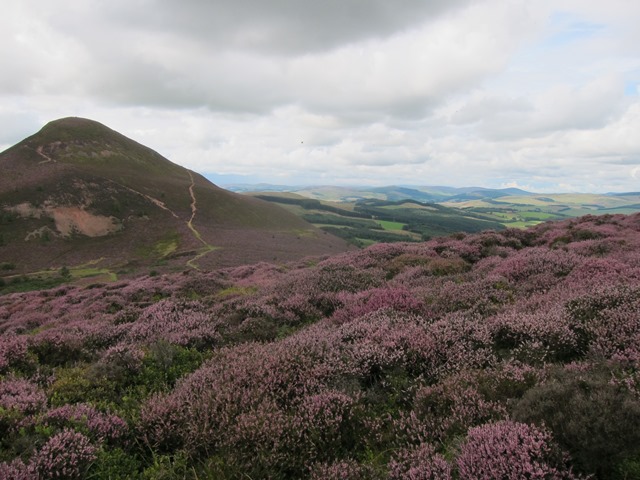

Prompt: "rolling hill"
[230,184,640,232]
[251,193,506,247]
[0,117,351,279]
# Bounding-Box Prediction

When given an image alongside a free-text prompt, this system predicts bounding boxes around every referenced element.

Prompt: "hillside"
[252,193,505,247]
[1,213,640,478]
[232,183,640,230]
[0,118,351,279]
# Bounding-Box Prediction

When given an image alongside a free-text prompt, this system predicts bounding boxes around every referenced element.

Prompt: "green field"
[377,220,406,231]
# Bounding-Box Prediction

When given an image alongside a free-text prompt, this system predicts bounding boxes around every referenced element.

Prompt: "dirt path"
[110,181,181,219]
[35,146,56,164]
[185,170,217,270]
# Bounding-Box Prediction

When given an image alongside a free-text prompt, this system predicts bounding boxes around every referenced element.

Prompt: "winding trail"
[35,146,56,164]
[185,170,218,270]
[30,143,215,269]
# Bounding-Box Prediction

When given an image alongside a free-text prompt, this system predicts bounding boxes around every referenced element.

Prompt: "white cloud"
[1,0,639,192]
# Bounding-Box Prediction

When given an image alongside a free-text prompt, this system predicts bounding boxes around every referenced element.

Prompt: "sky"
[1,0,639,193]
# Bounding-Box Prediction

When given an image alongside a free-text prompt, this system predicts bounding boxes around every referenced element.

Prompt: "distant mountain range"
[0,118,350,279]
[224,183,545,203]
[225,182,634,202]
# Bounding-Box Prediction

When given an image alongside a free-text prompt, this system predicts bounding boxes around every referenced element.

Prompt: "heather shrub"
[308,262,383,294]
[126,299,221,349]
[411,312,495,381]
[473,360,541,405]
[135,341,208,393]
[385,253,433,279]
[565,286,640,362]
[90,344,145,385]
[455,421,576,479]
[331,287,423,324]
[513,364,640,478]
[176,272,229,300]
[309,458,382,480]
[423,275,514,317]
[428,256,471,276]
[43,403,128,444]
[30,428,96,479]
[490,307,582,363]
[0,377,47,416]
[0,335,29,373]
[401,373,505,444]
[222,315,280,343]
[493,247,579,292]
[0,459,30,480]
[388,443,452,480]
[29,330,90,366]
[1,212,640,476]
[0,381,57,464]
[290,390,363,465]
[215,400,291,476]
[336,310,427,382]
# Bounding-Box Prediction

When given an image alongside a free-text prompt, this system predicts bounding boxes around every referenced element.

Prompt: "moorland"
[2,118,640,479]
[2,212,640,478]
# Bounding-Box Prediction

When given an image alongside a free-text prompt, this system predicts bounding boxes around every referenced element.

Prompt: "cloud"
[0,0,531,119]
[469,75,628,140]
[1,0,640,192]
[107,0,472,55]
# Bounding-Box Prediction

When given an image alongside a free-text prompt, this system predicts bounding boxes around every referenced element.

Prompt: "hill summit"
[0,117,350,276]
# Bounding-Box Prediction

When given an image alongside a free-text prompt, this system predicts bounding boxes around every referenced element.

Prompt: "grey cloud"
[104,0,472,55]
[5,0,507,121]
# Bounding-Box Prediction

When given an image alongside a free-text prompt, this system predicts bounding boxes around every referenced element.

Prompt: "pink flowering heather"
[217,399,290,472]
[309,458,380,480]
[331,287,424,324]
[489,306,581,363]
[389,443,452,480]
[0,334,28,372]
[456,421,576,480]
[336,311,428,378]
[565,286,640,361]
[0,459,30,480]
[289,390,361,462]
[29,428,96,479]
[98,343,145,374]
[125,299,221,348]
[0,377,47,415]
[44,403,128,443]
[0,212,639,477]
[494,247,580,290]
[399,373,506,444]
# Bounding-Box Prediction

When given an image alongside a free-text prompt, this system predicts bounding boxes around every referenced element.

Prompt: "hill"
[252,193,505,247]
[231,184,640,232]
[1,212,639,478]
[0,118,351,280]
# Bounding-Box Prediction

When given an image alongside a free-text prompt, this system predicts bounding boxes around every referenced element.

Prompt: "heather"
[1,214,640,478]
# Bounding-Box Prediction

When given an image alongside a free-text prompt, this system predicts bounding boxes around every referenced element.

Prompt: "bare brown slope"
[0,117,351,275]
